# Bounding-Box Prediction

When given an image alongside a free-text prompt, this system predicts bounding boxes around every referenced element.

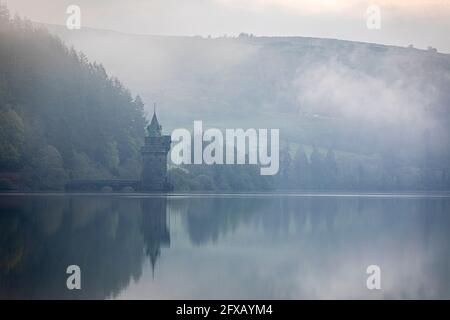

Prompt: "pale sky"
[4,0,450,52]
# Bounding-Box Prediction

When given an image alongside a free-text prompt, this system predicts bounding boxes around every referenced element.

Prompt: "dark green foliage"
[169,164,275,192]
[0,6,146,190]
[1,4,448,192]
[0,6,277,192]
[0,108,24,170]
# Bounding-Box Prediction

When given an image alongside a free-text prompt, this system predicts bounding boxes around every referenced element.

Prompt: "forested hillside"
[0,6,146,190]
[47,21,450,190]
[0,6,273,192]
[47,22,450,191]
[1,3,449,192]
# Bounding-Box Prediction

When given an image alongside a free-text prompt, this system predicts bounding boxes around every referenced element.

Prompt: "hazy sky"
[5,0,450,52]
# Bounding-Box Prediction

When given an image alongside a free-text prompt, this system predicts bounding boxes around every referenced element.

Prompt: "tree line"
[0,5,145,190]
[1,4,448,192]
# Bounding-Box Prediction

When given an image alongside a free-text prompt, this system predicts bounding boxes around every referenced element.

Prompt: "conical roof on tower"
[147,103,162,137]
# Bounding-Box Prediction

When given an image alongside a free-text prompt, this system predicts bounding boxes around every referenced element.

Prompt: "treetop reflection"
[1,194,450,299]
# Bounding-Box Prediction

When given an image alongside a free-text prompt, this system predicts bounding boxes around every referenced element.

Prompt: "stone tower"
[140,106,171,191]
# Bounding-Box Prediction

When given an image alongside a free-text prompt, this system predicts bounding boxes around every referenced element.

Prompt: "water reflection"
[0,194,450,299]
[141,198,170,276]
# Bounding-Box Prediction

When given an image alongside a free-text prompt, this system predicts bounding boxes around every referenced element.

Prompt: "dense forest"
[48,19,450,192]
[0,5,148,190]
[1,4,449,192]
[0,5,272,192]
[275,143,450,191]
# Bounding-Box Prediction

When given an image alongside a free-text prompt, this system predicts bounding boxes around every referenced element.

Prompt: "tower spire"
[146,102,162,137]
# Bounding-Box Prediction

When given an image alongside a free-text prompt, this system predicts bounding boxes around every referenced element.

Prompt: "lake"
[0,193,450,299]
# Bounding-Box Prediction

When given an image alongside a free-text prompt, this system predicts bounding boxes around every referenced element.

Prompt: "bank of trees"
[0,5,145,190]
[275,142,450,191]
[0,6,276,192]
[1,4,448,192]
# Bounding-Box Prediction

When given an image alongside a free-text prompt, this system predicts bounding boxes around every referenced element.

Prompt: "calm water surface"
[1,193,450,299]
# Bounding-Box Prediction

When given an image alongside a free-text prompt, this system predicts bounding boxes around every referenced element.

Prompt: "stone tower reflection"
[140,197,170,277]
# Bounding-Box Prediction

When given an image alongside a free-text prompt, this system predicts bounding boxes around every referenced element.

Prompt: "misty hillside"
[43,24,450,190]
[0,9,146,190]
[46,25,450,146]
[1,4,449,192]
[0,7,273,192]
